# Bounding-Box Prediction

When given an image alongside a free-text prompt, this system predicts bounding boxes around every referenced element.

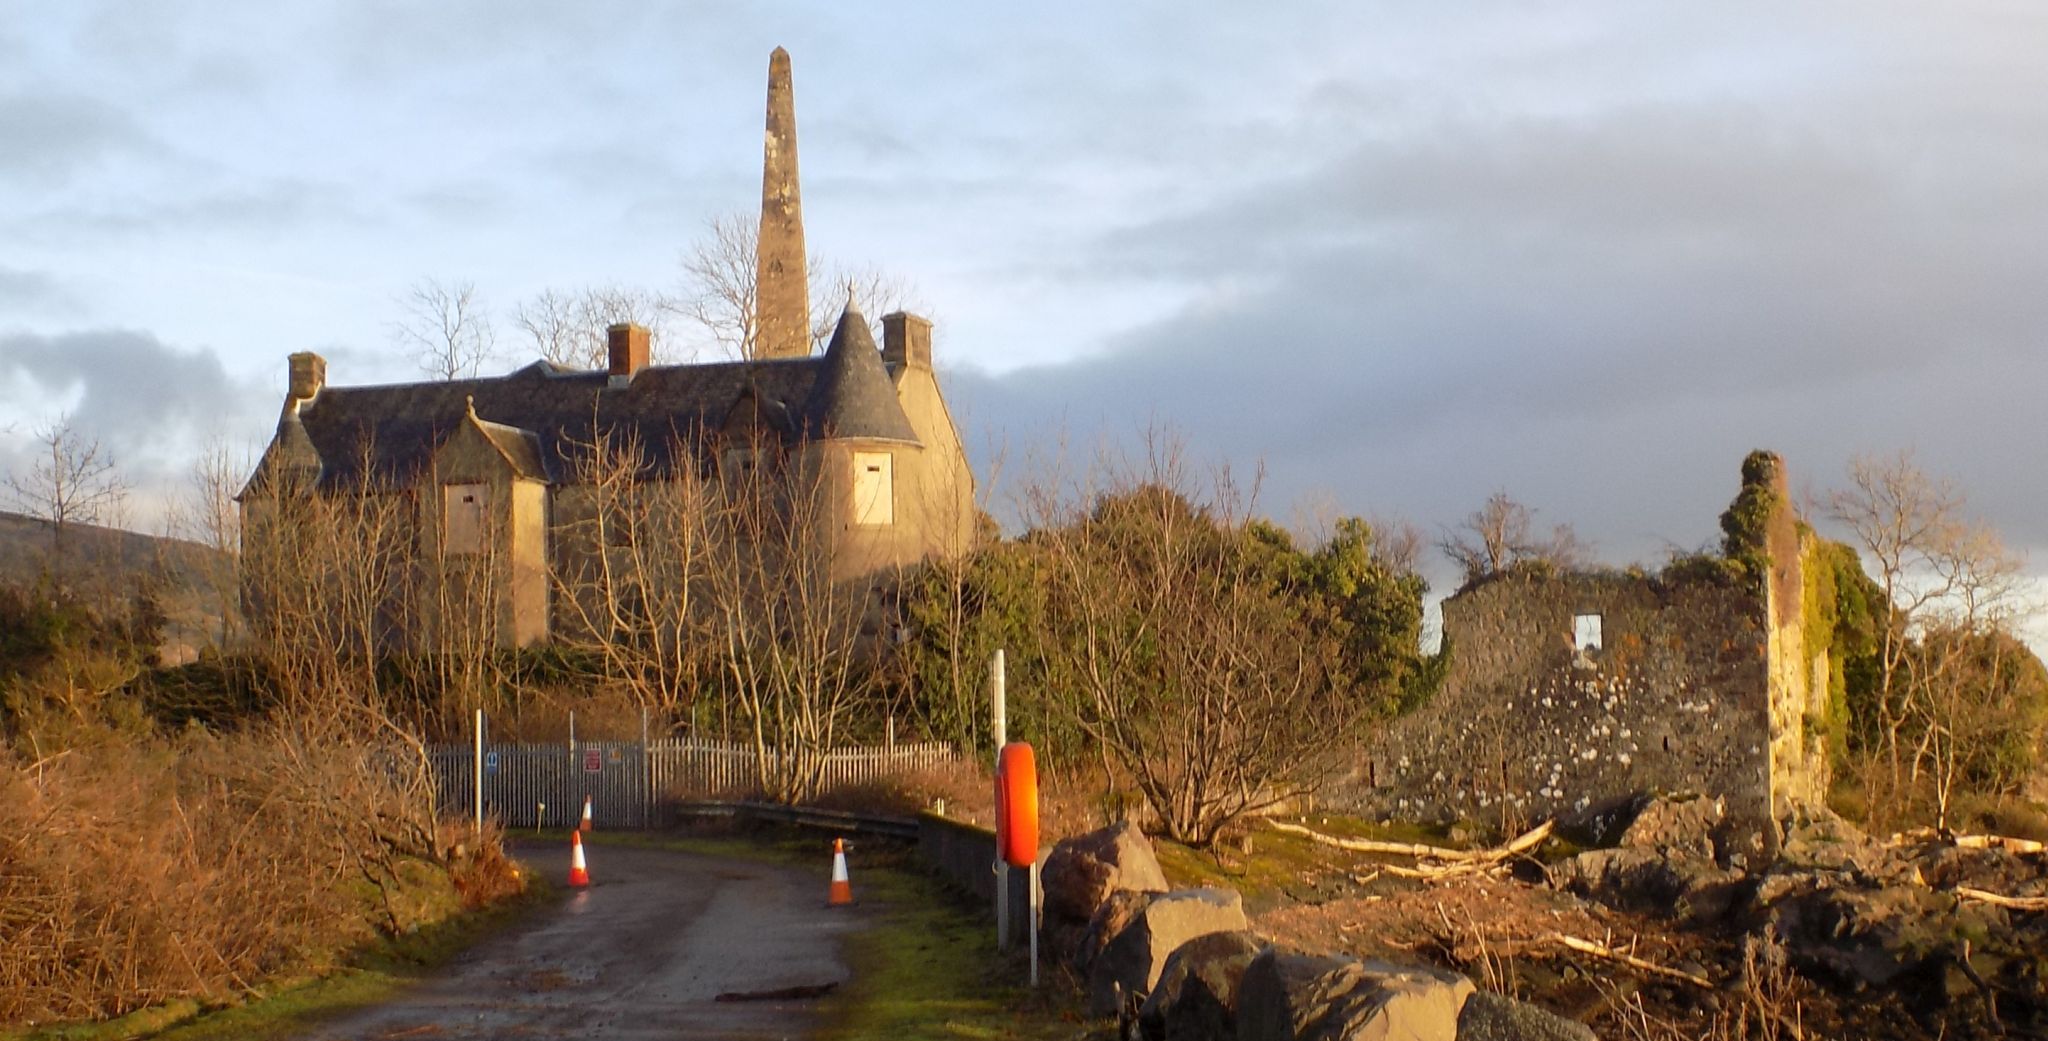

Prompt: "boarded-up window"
[445,483,487,554]
[1573,613,1603,651]
[852,452,893,526]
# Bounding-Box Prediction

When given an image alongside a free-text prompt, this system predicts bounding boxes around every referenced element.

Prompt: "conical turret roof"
[804,303,919,443]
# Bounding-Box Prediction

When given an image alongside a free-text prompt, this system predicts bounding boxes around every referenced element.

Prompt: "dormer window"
[852,451,893,526]
[445,483,487,554]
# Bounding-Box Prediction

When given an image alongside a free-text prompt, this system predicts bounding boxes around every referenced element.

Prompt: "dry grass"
[0,724,515,1029]
[1601,930,1810,1041]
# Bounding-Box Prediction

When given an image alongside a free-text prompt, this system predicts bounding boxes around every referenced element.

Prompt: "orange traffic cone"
[568,830,590,888]
[579,795,594,833]
[827,837,853,907]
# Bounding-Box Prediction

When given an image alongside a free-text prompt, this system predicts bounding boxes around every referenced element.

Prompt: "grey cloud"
[0,92,159,185]
[406,180,507,224]
[0,329,268,468]
[0,266,76,313]
[947,97,2048,568]
[8,178,372,241]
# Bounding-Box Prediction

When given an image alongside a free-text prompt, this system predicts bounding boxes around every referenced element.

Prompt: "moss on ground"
[1152,815,1467,912]
[820,846,1098,1041]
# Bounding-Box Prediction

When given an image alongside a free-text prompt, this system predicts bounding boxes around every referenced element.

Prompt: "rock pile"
[1041,821,1598,1040]
[1553,796,2048,1032]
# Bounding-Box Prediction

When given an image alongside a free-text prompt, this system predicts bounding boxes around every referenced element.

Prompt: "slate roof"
[470,412,549,481]
[283,327,917,490]
[805,304,919,444]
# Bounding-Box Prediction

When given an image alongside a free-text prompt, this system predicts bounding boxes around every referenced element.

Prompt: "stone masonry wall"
[1345,572,1772,825]
[1760,453,1832,813]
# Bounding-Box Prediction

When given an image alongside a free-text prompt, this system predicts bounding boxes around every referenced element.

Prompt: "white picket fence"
[431,736,956,829]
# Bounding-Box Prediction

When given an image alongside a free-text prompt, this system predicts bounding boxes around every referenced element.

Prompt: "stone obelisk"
[753,47,810,360]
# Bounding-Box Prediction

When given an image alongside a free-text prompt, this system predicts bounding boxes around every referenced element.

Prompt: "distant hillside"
[0,510,234,660]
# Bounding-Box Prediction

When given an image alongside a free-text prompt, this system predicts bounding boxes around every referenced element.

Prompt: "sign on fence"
[485,751,499,775]
[582,747,603,773]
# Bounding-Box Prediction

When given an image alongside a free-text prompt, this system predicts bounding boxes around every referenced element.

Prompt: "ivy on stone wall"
[1718,449,1780,592]
[1800,537,1883,759]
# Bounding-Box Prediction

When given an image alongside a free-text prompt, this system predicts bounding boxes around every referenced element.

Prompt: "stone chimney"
[607,323,650,385]
[881,312,932,373]
[287,351,326,401]
[753,47,810,360]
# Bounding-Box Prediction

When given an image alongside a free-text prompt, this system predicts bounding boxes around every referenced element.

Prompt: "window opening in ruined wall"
[852,451,893,526]
[1573,613,1602,652]
[445,483,486,554]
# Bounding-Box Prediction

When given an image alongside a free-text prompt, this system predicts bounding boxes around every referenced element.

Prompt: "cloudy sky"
[2,2,2044,631]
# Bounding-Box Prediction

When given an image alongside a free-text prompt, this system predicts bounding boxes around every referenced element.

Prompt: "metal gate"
[431,738,957,829]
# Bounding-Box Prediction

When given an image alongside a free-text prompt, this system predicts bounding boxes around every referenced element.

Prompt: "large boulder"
[1237,948,1475,1041]
[1759,875,2005,990]
[1619,794,1724,859]
[1135,930,1266,1041]
[1075,889,1158,978]
[1776,804,1920,886]
[1086,888,1248,1017]
[1044,820,1171,924]
[1455,990,1597,1041]
[1551,847,1747,923]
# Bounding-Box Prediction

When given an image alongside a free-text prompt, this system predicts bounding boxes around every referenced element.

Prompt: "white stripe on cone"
[828,838,852,905]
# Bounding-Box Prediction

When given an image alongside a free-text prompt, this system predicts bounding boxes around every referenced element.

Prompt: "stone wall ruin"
[1346,452,1828,831]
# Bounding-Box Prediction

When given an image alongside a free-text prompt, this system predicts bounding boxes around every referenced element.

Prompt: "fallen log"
[1954,886,2048,912]
[1545,933,1713,989]
[1267,819,1554,864]
[1954,834,2046,855]
[1888,829,2046,855]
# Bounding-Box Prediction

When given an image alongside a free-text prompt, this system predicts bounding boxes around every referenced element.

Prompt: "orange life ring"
[997,742,1039,867]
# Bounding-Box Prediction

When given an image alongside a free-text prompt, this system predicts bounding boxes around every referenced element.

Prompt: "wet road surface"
[301,839,863,1040]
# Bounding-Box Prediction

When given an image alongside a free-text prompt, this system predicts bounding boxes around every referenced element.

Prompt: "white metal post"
[473,709,484,834]
[1029,858,1041,986]
[992,648,1008,748]
[993,648,1008,951]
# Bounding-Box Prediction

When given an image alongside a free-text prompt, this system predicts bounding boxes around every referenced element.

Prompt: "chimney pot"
[607,323,650,382]
[287,351,326,400]
[881,312,932,373]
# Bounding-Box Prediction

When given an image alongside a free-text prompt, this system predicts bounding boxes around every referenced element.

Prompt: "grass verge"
[819,847,1099,1041]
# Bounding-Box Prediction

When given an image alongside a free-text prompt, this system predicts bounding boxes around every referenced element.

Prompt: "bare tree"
[548,427,712,724]
[1827,452,1966,801]
[1902,519,2032,829]
[1827,451,2038,829]
[513,284,674,369]
[1023,431,1377,845]
[671,210,921,360]
[1438,491,1586,585]
[673,213,761,360]
[510,287,585,368]
[390,277,495,380]
[807,262,920,351]
[167,438,247,648]
[698,429,883,802]
[4,414,126,579]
